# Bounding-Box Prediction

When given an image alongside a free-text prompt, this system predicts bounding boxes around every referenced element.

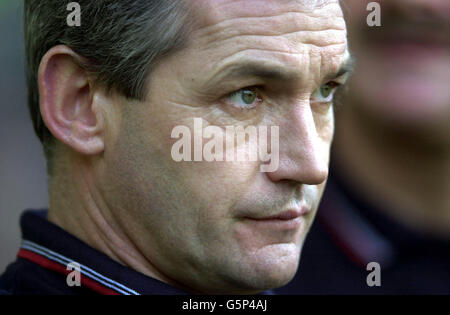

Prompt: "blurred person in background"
[277,0,450,294]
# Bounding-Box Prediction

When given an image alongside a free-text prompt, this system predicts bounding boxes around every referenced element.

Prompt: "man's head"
[27,0,350,293]
[343,0,450,139]
[25,0,193,170]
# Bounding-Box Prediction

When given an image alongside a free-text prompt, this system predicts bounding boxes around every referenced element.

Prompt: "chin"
[231,243,301,292]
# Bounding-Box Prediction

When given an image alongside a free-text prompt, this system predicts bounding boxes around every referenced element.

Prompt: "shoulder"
[0,259,22,295]
[0,258,86,295]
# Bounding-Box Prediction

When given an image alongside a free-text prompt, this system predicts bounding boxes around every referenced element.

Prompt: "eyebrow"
[214,62,298,85]
[226,63,297,82]
[211,54,355,87]
[324,55,355,81]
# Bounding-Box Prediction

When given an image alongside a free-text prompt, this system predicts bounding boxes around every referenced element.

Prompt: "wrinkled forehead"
[190,0,342,28]
[171,0,348,93]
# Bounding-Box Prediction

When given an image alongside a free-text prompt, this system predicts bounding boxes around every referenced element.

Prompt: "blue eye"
[226,88,262,109]
[312,82,340,103]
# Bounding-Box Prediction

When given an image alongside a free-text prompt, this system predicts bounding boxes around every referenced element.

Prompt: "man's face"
[345,0,450,129]
[101,0,349,293]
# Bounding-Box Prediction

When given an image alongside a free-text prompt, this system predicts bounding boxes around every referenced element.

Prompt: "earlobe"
[38,45,105,155]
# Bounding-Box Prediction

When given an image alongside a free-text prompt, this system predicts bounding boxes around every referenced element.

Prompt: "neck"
[46,150,184,289]
[333,105,450,239]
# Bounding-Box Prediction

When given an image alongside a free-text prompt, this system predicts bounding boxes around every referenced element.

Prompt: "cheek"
[183,160,259,213]
[314,107,335,144]
[316,114,334,176]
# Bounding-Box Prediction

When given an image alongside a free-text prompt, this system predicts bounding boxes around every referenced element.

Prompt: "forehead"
[179,0,348,88]
[192,0,340,22]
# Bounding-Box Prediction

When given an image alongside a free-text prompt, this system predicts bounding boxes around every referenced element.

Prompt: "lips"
[240,209,305,231]
[252,210,301,221]
[243,207,309,221]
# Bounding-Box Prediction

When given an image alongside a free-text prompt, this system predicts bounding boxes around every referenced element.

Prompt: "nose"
[265,101,330,185]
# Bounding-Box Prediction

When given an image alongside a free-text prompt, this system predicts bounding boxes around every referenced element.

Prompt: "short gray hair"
[24,0,192,172]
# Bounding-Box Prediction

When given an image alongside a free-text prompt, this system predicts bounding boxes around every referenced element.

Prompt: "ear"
[38,45,105,155]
